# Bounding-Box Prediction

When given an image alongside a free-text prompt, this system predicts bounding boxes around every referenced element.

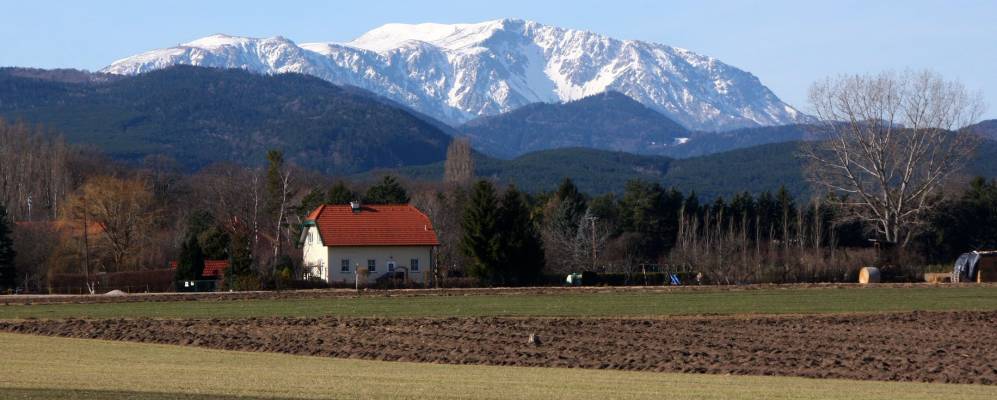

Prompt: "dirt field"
[4,283,990,305]
[3,311,995,385]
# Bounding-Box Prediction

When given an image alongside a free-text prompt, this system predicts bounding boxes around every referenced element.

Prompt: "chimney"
[350,201,361,213]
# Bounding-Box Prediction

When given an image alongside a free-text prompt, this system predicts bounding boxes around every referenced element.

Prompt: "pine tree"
[775,186,797,242]
[497,186,544,285]
[0,204,16,291]
[461,180,501,284]
[175,235,205,281]
[224,230,255,289]
[553,178,586,232]
[327,181,357,204]
[364,175,410,204]
[298,189,326,216]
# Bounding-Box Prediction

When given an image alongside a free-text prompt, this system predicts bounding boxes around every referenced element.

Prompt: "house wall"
[301,226,329,280]
[301,226,434,285]
[327,246,433,285]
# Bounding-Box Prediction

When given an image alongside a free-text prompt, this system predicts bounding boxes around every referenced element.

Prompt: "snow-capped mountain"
[103,19,807,130]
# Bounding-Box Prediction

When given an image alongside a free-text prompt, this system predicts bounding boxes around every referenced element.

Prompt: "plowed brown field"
[2,311,994,385]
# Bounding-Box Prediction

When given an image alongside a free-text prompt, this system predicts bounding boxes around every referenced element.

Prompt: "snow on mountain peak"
[100,19,808,131]
[182,34,252,48]
[345,19,515,53]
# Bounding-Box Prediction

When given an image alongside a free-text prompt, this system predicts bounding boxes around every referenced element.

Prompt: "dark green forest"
[0,66,452,174]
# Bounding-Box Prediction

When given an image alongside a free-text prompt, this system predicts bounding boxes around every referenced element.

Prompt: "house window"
[387,261,396,272]
[307,230,313,244]
[341,259,350,273]
[410,259,420,272]
[367,259,376,272]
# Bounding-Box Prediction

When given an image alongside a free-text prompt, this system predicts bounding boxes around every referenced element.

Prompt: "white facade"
[301,226,434,285]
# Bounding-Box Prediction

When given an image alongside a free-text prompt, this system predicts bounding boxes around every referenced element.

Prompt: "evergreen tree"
[298,189,326,216]
[364,175,410,204]
[552,178,586,232]
[175,235,205,281]
[756,191,779,240]
[0,204,16,291]
[461,180,501,284]
[619,180,671,262]
[198,226,230,260]
[225,232,253,281]
[683,191,701,218]
[922,177,997,260]
[327,181,357,204]
[775,185,797,241]
[496,186,545,285]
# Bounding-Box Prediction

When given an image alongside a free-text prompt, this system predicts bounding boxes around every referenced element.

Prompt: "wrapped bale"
[859,267,881,284]
[978,258,997,282]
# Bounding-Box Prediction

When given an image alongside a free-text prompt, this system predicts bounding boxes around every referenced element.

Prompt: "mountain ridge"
[0,66,452,174]
[102,18,809,131]
[459,91,689,158]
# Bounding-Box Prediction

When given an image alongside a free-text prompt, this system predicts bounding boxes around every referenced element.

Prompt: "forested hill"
[372,139,997,199]
[369,143,802,198]
[968,119,997,140]
[459,91,689,158]
[0,66,453,174]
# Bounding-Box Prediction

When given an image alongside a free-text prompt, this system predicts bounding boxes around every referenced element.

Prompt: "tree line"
[0,69,990,291]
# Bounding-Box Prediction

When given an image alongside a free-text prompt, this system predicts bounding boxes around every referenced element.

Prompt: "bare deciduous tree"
[802,70,985,246]
[65,176,157,271]
[0,119,72,221]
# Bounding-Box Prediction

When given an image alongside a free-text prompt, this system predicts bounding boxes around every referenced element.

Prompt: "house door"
[387,261,396,273]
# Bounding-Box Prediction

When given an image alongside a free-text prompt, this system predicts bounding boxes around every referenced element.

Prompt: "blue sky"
[2,0,994,118]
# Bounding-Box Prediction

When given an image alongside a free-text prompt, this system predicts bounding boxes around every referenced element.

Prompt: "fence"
[46,269,174,294]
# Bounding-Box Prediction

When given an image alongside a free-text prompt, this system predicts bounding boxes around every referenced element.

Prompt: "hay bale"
[978,264,997,283]
[924,272,952,284]
[104,289,128,296]
[859,267,881,284]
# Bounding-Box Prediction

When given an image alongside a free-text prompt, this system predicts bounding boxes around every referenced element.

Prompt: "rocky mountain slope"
[102,19,808,131]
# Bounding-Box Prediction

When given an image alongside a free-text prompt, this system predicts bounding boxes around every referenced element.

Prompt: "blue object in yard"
[670,274,681,285]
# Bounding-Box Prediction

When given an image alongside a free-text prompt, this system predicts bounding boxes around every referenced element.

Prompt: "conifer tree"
[364,175,410,204]
[461,180,501,284]
[0,204,16,290]
[497,186,544,285]
[175,235,205,281]
[327,181,357,204]
[224,230,255,289]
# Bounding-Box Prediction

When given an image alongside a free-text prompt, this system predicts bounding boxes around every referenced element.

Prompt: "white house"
[301,202,439,285]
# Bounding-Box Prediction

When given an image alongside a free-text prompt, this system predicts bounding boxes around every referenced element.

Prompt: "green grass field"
[1,333,994,400]
[2,286,996,320]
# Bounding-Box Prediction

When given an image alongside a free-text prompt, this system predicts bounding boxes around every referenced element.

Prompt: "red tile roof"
[305,204,439,247]
[169,259,229,278]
